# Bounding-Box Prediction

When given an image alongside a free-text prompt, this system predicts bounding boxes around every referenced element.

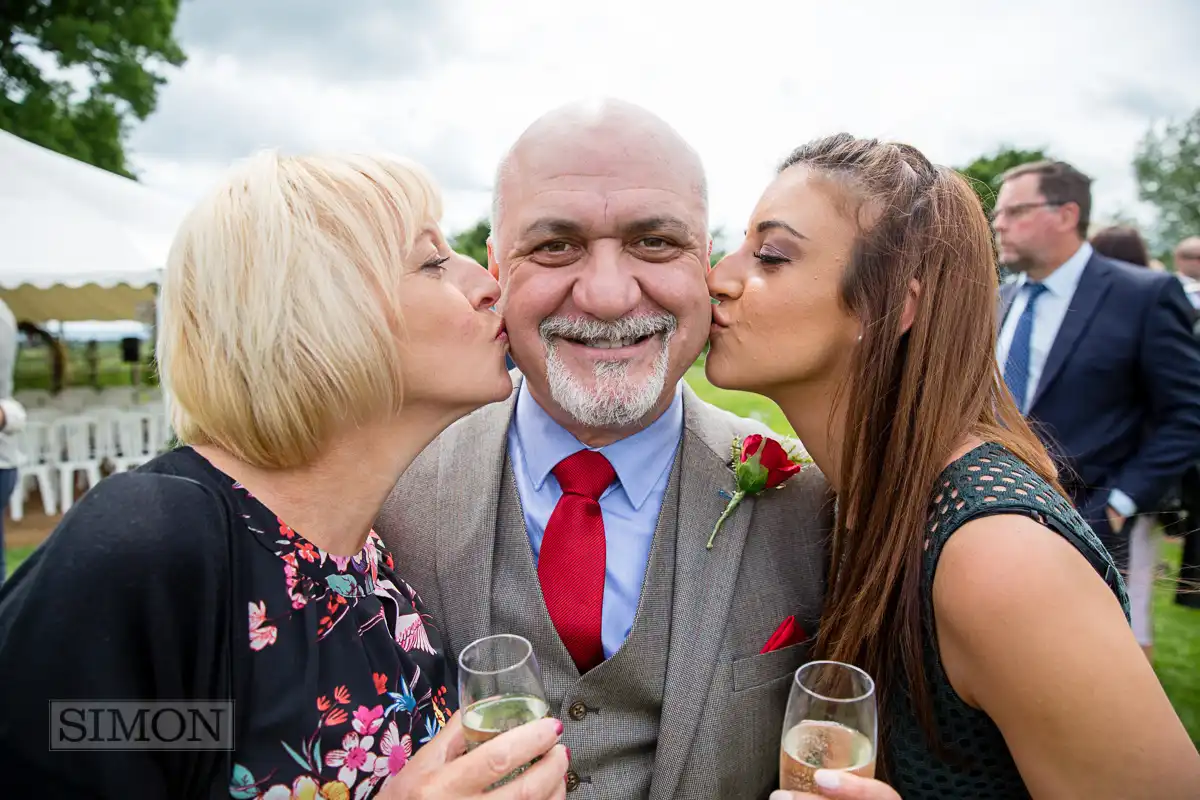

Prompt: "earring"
[857,333,863,342]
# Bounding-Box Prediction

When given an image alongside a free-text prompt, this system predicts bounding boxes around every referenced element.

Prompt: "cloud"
[171,0,455,81]
[129,0,1200,241]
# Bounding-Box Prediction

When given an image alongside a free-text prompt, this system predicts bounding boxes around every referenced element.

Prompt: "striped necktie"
[1003,282,1049,413]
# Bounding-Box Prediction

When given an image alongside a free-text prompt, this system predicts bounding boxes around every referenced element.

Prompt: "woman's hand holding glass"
[378,712,567,800]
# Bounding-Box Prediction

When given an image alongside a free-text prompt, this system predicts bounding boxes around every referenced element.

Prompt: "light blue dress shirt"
[507,380,684,658]
[997,242,1136,517]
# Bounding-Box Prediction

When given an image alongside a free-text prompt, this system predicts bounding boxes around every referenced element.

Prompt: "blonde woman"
[0,153,568,799]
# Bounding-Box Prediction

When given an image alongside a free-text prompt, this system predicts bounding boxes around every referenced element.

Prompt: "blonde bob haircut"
[156,150,443,470]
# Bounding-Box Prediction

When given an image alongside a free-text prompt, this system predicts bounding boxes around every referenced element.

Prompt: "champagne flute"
[780,660,877,792]
[458,633,551,787]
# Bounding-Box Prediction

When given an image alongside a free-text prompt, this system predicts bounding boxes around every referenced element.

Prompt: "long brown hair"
[782,134,1063,761]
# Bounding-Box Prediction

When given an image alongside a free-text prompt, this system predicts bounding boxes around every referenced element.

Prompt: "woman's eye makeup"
[420,254,451,273]
[752,245,790,265]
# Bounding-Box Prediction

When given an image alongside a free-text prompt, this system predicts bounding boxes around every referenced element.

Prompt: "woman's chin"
[704,352,744,391]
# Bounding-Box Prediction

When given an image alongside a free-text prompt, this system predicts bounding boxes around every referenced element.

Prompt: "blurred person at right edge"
[1087,222,1178,655]
[707,134,1200,799]
[993,161,1200,662]
[1089,224,1150,267]
[1171,235,1200,609]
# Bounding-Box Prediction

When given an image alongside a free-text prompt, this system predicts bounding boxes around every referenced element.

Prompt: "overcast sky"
[128,0,1200,246]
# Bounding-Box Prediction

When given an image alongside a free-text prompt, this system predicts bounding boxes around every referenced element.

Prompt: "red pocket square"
[760,615,806,654]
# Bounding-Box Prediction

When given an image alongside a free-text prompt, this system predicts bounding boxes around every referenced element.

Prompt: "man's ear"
[900,278,921,335]
[486,237,500,281]
[1059,201,1082,236]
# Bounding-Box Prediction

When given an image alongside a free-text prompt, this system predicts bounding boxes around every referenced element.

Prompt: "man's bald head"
[490,99,708,236]
[1176,236,1200,279]
[484,98,713,444]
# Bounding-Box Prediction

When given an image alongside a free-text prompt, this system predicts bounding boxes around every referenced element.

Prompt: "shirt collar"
[1016,241,1093,298]
[511,379,685,510]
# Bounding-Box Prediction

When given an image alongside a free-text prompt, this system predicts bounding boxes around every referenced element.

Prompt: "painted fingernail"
[552,718,563,736]
[814,769,842,790]
[565,747,571,761]
[769,792,792,800]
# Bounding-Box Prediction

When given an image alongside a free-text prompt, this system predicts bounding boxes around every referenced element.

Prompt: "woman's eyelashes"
[420,254,451,274]
[752,244,791,266]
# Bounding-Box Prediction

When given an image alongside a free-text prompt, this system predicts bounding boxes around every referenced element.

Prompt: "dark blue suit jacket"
[999,253,1200,559]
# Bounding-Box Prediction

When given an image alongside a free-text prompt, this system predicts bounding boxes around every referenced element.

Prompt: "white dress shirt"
[507,380,684,658]
[996,242,1137,517]
[997,242,1093,409]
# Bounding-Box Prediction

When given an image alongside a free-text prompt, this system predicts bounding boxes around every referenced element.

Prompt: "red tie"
[538,450,616,673]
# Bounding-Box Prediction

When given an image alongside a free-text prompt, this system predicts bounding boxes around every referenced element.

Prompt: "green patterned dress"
[885,442,1130,798]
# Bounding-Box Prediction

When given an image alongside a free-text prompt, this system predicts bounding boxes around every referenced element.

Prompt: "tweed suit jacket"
[376,373,833,799]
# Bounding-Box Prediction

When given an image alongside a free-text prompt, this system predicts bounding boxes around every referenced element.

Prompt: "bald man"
[1174,236,1200,310]
[376,100,832,799]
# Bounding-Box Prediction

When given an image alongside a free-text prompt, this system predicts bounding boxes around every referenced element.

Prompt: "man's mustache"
[539,314,677,343]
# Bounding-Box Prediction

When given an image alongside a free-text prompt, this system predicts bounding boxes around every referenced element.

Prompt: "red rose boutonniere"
[707,433,809,549]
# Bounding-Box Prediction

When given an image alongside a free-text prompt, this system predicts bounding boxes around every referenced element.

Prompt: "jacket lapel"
[998,282,1018,331]
[1029,256,1111,412]
[433,374,521,655]
[650,386,755,800]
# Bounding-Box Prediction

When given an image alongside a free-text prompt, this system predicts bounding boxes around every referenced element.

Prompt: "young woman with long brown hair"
[706,134,1200,799]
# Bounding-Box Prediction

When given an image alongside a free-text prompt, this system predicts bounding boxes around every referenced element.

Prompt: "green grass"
[684,361,795,436]
[1154,540,1200,745]
[14,339,154,392]
[4,544,36,579]
[5,364,1199,745]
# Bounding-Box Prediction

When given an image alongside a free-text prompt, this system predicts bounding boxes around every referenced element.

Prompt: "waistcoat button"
[568,701,588,721]
[565,770,581,792]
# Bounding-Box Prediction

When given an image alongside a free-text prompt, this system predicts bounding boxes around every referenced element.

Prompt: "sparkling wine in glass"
[780,660,878,792]
[458,634,550,787]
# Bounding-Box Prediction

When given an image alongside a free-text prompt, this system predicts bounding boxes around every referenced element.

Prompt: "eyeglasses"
[989,201,1063,223]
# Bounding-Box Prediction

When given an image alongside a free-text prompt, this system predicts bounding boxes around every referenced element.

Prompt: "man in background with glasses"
[993,160,1200,658]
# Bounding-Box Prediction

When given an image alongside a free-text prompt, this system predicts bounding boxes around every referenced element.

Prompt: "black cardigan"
[0,453,248,799]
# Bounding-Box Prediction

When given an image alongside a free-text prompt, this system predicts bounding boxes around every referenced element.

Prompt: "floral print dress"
[198,456,456,800]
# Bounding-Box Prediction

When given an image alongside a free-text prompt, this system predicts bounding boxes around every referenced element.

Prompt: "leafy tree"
[1134,109,1200,261]
[956,146,1051,216]
[451,218,491,267]
[1,0,186,178]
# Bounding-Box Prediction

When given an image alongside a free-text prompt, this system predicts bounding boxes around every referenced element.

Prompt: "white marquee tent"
[0,129,190,323]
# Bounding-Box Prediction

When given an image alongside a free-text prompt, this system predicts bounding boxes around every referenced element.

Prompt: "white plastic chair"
[100,387,139,410]
[87,408,123,467]
[109,411,157,472]
[26,407,60,425]
[50,390,89,414]
[15,389,50,409]
[9,421,58,520]
[53,415,104,513]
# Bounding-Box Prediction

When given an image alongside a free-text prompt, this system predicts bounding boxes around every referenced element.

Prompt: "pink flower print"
[324,731,377,787]
[330,553,351,572]
[351,705,384,736]
[283,562,309,610]
[248,601,277,651]
[375,722,413,777]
